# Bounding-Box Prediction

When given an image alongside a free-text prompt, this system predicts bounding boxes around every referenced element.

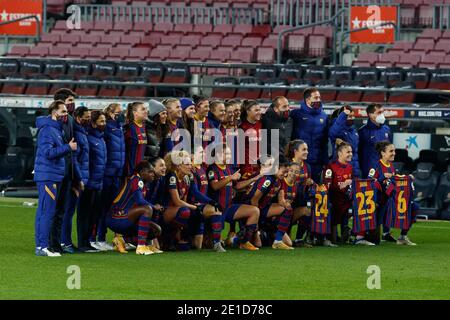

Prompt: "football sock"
[210,215,223,244]
[275,209,292,241]
[174,207,191,228]
[400,229,408,237]
[137,215,151,246]
[243,224,257,243]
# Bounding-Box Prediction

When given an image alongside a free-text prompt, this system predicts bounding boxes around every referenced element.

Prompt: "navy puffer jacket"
[86,127,107,190]
[73,121,89,185]
[34,116,71,183]
[104,119,125,178]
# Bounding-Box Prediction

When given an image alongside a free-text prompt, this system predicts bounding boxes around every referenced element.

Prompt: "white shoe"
[96,241,114,251]
[90,241,107,251]
[37,247,62,257]
[125,242,136,250]
[323,239,338,247]
[213,242,227,253]
[397,236,417,246]
[355,239,376,246]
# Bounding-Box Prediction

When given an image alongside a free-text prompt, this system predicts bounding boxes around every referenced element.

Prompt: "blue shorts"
[106,214,136,236]
[258,206,271,224]
[224,204,242,224]
[188,207,205,236]
[294,191,308,208]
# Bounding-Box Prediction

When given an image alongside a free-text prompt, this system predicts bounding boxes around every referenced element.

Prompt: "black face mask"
[310,101,321,109]
[81,119,91,128]
[66,103,75,114]
[116,113,125,123]
[58,115,68,124]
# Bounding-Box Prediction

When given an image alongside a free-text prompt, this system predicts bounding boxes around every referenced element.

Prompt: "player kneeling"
[106,161,161,255]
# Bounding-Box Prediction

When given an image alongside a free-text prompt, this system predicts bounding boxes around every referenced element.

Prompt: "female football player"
[326,141,353,246]
[208,144,260,251]
[285,139,315,247]
[372,141,417,245]
[124,102,148,176]
[189,145,225,252]
[107,161,161,255]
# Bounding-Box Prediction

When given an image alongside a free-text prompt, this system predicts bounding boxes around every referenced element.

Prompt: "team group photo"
[0,0,449,302]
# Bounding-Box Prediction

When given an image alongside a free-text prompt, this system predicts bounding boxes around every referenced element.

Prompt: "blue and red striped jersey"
[188,165,210,204]
[280,178,298,204]
[145,176,165,205]
[124,122,147,176]
[111,174,150,216]
[310,184,331,235]
[295,160,312,201]
[165,172,190,207]
[370,159,395,206]
[351,178,380,233]
[242,175,280,208]
[385,175,414,230]
[207,164,235,210]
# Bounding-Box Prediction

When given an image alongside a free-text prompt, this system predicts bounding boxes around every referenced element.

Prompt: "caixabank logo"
[0,0,42,36]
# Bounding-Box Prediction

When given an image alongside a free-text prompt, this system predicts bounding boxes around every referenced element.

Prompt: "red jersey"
[327,160,353,200]
[239,120,262,179]
[280,178,298,204]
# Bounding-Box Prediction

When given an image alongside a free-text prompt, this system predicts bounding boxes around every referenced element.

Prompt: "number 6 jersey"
[385,175,414,230]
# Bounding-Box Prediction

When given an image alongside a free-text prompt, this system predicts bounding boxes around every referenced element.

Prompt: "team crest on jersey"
[208,171,215,179]
[138,181,144,189]
[263,180,271,188]
[169,176,177,184]
[53,184,56,189]
[320,118,324,123]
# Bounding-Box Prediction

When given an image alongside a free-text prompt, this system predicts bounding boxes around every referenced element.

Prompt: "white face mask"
[375,113,386,125]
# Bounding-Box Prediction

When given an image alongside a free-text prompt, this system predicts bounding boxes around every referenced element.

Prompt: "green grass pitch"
[0,197,449,300]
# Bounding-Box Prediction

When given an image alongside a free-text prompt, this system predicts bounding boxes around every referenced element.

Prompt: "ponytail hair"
[284,139,306,160]
[126,101,144,124]
[240,99,259,123]
[375,140,394,157]
[336,140,351,154]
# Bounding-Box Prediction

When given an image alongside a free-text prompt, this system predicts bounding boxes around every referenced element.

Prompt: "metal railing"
[269,0,393,27]
[78,4,267,25]
[433,4,450,29]
[276,8,348,64]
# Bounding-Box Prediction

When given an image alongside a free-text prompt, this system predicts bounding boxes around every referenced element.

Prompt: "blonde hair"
[103,103,121,120]
[164,150,191,173]
[162,98,179,109]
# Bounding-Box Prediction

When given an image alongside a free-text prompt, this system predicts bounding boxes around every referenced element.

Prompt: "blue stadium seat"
[413,162,440,219]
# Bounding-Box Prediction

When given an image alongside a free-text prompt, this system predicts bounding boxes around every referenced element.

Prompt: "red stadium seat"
[256,47,275,63]
[180,34,202,47]
[241,36,263,47]
[260,78,288,100]
[354,52,379,66]
[361,81,387,103]
[405,68,430,89]
[419,29,443,41]
[169,45,191,60]
[434,39,450,53]
[27,46,49,58]
[127,47,151,60]
[193,24,213,35]
[153,23,174,34]
[285,79,314,102]
[1,75,27,95]
[40,33,60,45]
[221,35,243,48]
[413,38,435,51]
[8,46,30,57]
[188,46,211,62]
[316,79,337,102]
[113,21,133,33]
[93,20,114,33]
[232,24,253,36]
[230,47,254,62]
[252,25,272,37]
[200,34,222,48]
[134,22,153,34]
[287,34,306,54]
[48,47,69,58]
[108,47,130,60]
[308,35,327,57]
